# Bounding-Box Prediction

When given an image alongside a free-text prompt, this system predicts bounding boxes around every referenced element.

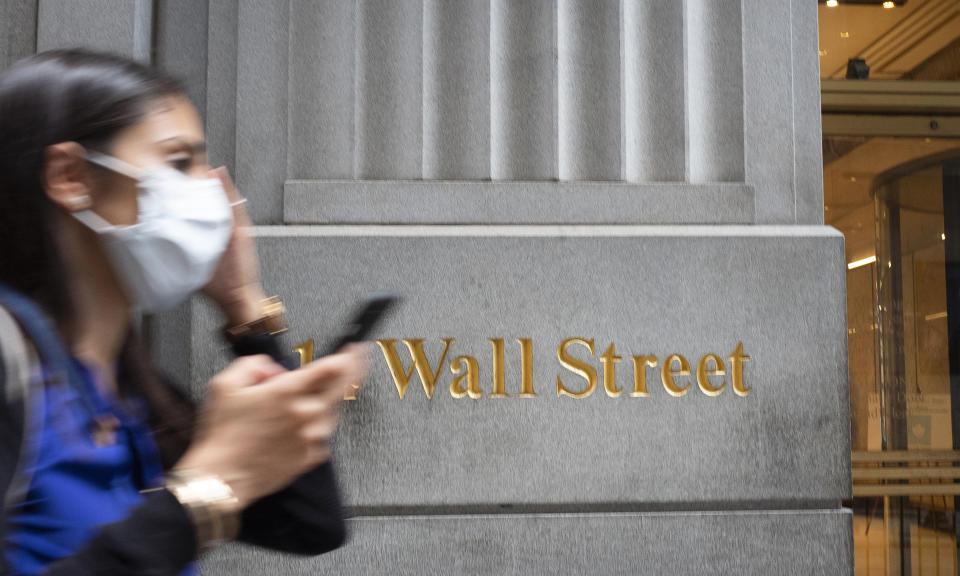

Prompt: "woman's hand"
[202,167,266,326]
[174,345,368,508]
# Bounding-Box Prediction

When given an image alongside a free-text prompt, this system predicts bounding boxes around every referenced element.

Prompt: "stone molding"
[284,180,755,225]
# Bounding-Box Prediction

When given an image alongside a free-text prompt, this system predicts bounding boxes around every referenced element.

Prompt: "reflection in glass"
[827,134,960,575]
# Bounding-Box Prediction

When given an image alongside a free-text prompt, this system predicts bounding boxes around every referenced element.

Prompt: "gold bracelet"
[164,470,241,553]
[222,295,288,343]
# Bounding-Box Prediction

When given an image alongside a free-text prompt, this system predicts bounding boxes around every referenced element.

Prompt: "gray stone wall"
[3,0,824,226]
[36,0,151,61]
[3,1,850,574]
[161,0,823,225]
[0,0,37,70]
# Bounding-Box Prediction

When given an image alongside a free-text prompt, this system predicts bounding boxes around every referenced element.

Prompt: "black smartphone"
[317,293,398,357]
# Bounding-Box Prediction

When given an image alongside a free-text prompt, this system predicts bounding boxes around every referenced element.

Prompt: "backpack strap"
[0,284,100,511]
[0,285,91,418]
[0,306,31,406]
[0,287,78,390]
[0,285,68,521]
[0,302,43,517]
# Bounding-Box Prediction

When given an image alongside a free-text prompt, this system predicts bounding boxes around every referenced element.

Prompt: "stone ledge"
[202,509,853,575]
[252,224,837,238]
[283,180,755,225]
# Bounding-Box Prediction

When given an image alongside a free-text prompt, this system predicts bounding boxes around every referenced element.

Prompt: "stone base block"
[202,509,853,575]
[180,225,849,510]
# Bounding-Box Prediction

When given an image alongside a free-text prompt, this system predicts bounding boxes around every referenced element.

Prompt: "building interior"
[819,0,960,573]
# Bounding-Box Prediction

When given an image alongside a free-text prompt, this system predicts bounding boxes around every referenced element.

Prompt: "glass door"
[835,150,960,575]
[871,159,958,576]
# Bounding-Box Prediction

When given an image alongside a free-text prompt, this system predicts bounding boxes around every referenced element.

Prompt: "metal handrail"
[852,450,960,498]
[853,450,960,463]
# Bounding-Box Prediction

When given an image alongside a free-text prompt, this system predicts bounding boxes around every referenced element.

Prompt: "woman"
[0,49,365,574]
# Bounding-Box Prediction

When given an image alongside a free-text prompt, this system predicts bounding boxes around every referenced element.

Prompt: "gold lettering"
[376,338,454,399]
[600,343,622,398]
[450,355,481,399]
[661,354,691,397]
[489,338,507,398]
[556,338,597,398]
[629,355,657,397]
[729,342,751,397]
[293,339,314,367]
[696,354,726,397]
[517,338,536,397]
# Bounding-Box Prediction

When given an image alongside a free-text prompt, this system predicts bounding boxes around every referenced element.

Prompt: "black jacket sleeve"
[40,491,197,576]
[229,332,348,554]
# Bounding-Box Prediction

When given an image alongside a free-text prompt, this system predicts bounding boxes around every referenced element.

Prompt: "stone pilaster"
[0,0,37,71]
[36,0,151,61]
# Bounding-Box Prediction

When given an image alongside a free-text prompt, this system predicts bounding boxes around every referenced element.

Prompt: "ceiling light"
[848,255,877,270]
[942,233,946,240]
[840,32,850,38]
[819,0,907,6]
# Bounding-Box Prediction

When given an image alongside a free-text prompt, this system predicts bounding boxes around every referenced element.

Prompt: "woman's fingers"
[266,349,366,400]
[184,346,367,505]
[186,346,365,505]
[210,166,253,228]
[210,165,239,202]
[213,354,286,390]
[342,343,371,382]
[202,166,266,325]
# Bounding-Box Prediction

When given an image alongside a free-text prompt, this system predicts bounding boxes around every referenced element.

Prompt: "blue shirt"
[3,359,194,575]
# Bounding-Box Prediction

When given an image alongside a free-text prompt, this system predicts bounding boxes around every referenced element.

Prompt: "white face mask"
[72,151,233,313]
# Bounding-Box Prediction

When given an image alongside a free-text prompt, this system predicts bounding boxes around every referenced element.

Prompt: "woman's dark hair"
[0,48,183,321]
[0,49,193,465]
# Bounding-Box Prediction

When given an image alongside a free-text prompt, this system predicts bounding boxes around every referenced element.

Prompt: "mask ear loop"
[74,151,145,232]
[71,206,120,233]
[85,151,144,181]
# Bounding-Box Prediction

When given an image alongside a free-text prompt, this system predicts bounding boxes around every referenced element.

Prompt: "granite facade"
[0,0,37,71]
[7,1,850,573]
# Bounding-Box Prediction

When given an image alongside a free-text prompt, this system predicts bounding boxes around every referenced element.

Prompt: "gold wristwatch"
[164,470,240,552]
[222,296,287,343]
